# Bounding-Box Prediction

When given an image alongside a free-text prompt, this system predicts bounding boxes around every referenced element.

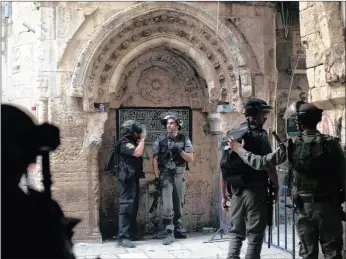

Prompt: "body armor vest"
[157,134,187,171]
[117,136,143,183]
[291,133,339,195]
[220,123,269,187]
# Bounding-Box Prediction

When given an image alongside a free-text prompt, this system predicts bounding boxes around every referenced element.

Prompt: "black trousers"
[118,177,140,240]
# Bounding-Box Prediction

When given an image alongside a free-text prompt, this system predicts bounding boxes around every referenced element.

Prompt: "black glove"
[154,177,161,189]
[171,144,183,155]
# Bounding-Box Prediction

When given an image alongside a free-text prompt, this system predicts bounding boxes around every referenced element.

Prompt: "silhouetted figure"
[1,104,80,259]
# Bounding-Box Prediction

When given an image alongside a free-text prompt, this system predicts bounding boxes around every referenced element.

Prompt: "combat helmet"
[160,112,183,131]
[121,120,145,136]
[244,98,273,117]
[284,101,322,123]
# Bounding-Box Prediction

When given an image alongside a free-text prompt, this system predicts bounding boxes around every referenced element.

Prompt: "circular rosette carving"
[138,67,173,103]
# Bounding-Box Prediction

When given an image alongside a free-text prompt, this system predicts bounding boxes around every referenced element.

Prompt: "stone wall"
[300,2,345,147]
[2,1,278,242]
[299,2,346,258]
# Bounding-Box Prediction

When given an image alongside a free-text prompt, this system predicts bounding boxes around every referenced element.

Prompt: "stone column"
[207,112,223,225]
[30,76,50,191]
[85,113,108,242]
[37,76,49,123]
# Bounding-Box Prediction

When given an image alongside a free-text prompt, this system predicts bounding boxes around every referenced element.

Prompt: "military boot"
[174,227,187,239]
[118,238,136,248]
[162,230,175,245]
[130,233,144,241]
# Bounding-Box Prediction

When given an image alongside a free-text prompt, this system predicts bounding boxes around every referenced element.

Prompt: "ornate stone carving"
[138,67,173,103]
[121,41,129,49]
[132,34,139,42]
[115,49,203,107]
[71,3,251,113]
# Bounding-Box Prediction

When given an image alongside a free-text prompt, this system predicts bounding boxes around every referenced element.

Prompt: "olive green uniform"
[152,134,193,233]
[236,129,345,259]
[222,122,275,259]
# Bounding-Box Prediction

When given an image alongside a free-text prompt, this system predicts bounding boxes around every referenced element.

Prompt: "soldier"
[228,102,345,259]
[115,120,147,248]
[219,98,279,259]
[2,104,80,258]
[152,113,194,245]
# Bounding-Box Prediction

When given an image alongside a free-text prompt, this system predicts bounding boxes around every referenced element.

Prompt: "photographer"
[152,113,193,245]
[2,104,79,258]
[116,120,146,248]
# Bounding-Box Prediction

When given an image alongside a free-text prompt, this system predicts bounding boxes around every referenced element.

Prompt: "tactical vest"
[220,124,269,187]
[157,134,188,171]
[111,136,143,183]
[291,133,339,195]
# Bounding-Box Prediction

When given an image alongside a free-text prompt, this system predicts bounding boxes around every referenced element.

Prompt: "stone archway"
[66,2,253,241]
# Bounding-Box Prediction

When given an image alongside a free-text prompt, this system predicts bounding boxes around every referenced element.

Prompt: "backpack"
[104,136,122,176]
[292,133,336,176]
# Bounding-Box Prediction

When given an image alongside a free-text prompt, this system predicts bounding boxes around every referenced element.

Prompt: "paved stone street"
[74,232,298,259]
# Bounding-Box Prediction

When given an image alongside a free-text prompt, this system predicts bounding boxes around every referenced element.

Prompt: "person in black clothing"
[219,99,279,259]
[2,104,80,259]
[116,120,146,248]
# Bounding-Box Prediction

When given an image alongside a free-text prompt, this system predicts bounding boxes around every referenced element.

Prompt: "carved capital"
[207,112,222,135]
[37,76,49,99]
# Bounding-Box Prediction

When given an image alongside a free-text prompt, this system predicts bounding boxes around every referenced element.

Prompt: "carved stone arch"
[109,47,209,109]
[69,2,253,113]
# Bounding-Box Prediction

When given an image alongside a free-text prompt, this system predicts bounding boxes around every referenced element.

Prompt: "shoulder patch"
[125,143,135,149]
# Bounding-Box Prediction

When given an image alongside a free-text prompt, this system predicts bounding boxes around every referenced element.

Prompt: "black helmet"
[121,120,145,136]
[297,103,323,124]
[283,101,323,129]
[244,98,273,117]
[160,112,183,131]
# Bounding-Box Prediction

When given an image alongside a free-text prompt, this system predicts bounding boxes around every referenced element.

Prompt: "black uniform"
[117,136,143,241]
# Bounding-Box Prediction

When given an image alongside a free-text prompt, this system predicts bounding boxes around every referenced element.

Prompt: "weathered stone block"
[299,2,314,11]
[56,6,86,40]
[306,67,315,88]
[51,138,88,172]
[53,171,89,184]
[36,40,56,71]
[225,4,256,18]
[314,65,326,88]
[330,86,346,105]
[299,7,318,37]
[262,14,275,36]
[325,46,346,85]
[39,7,56,40]
[309,86,335,110]
[235,17,264,43]
[301,32,325,68]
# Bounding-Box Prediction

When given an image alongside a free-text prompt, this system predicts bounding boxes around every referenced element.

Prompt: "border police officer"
[116,120,146,248]
[229,102,345,259]
[220,98,279,259]
[152,113,194,245]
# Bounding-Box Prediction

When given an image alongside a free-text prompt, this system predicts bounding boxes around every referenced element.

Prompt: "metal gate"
[116,107,192,143]
[206,172,297,259]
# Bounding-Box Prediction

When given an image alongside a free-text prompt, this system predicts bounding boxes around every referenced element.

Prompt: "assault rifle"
[149,182,160,213]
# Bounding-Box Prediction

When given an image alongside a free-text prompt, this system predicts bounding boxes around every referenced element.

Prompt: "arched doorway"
[64,2,253,241]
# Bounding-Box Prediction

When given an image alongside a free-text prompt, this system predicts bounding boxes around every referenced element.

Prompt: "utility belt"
[224,171,266,188]
[159,166,185,174]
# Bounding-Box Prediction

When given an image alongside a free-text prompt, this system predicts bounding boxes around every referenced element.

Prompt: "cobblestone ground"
[74,232,299,259]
